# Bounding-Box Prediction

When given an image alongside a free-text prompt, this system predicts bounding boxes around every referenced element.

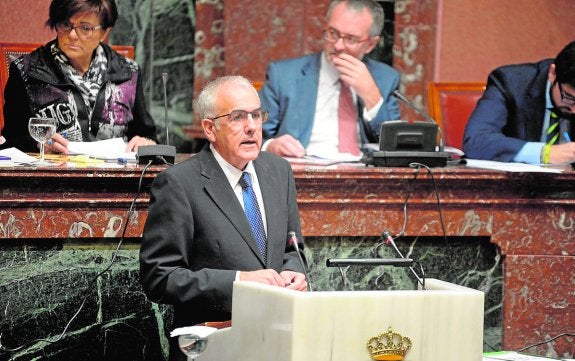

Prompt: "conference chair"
[427,82,486,150]
[0,42,134,132]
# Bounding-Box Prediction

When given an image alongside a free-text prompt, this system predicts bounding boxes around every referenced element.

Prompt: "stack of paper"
[67,138,136,161]
[0,147,40,165]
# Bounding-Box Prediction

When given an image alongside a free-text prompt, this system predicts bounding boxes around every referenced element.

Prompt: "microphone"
[392,90,445,152]
[288,231,313,291]
[162,72,170,146]
[136,72,176,165]
[326,258,414,267]
[364,91,449,167]
[382,231,425,289]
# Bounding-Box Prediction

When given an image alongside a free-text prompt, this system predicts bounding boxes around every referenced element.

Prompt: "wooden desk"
[0,160,573,356]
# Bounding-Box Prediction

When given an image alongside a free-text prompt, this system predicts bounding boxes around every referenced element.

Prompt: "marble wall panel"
[0,236,502,360]
[504,255,575,358]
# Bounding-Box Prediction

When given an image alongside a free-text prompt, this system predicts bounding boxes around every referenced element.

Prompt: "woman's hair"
[46,0,118,30]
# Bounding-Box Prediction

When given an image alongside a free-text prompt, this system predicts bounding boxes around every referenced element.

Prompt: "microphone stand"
[326,258,414,267]
[382,231,426,290]
[136,72,176,165]
[365,91,450,167]
[162,72,170,146]
[288,232,313,291]
[392,90,445,152]
[325,254,424,290]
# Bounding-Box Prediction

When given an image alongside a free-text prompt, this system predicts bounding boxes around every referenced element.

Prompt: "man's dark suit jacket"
[139,146,305,329]
[462,59,574,161]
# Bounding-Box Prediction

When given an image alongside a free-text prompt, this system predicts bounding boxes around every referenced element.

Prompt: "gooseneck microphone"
[136,72,176,165]
[382,231,425,289]
[288,231,313,291]
[392,90,445,152]
[325,258,414,267]
[162,72,170,146]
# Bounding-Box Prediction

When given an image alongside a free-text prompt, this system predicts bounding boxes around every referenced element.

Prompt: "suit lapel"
[297,54,321,136]
[199,149,266,265]
[525,62,552,141]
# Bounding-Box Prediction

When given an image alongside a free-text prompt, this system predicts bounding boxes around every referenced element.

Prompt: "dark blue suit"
[463,59,563,161]
[260,52,401,145]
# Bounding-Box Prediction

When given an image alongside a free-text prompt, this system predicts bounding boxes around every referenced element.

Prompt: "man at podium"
[139,75,308,361]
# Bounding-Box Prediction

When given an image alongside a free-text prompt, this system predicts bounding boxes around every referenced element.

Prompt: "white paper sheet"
[67,138,136,161]
[0,147,40,165]
[483,351,566,360]
[465,159,563,173]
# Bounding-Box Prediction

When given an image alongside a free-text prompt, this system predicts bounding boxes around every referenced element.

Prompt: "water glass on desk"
[28,117,58,163]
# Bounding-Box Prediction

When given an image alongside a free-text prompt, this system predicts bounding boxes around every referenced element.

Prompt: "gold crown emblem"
[367,327,412,361]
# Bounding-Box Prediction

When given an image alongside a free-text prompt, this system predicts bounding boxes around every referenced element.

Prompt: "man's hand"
[549,143,575,164]
[332,53,382,109]
[239,269,289,287]
[266,134,306,158]
[280,270,308,291]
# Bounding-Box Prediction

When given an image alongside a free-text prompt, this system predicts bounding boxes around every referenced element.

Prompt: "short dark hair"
[46,0,118,30]
[554,41,575,88]
[326,0,385,38]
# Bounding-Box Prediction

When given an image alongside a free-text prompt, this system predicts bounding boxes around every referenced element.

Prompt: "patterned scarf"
[51,43,108,121]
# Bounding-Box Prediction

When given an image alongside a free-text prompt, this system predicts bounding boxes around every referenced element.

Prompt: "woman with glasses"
[463,40,575,165]
[1,0,157,154]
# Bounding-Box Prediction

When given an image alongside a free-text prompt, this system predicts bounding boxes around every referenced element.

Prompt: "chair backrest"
[0,42,134,133]
[427,82,486,150]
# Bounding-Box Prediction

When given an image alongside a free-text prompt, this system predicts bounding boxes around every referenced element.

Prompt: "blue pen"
[564,131,572,143]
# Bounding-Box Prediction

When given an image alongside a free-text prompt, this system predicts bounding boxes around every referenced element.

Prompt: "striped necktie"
[546,110,560,145]
[238,172,267,261]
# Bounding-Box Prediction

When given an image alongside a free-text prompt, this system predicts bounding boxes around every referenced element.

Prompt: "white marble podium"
[194,279,484,361]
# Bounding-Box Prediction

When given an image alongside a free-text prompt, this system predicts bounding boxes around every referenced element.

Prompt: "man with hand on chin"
[260,0,401,159]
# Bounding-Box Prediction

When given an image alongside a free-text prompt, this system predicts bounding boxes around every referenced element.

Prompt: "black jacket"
[1,39,157,152]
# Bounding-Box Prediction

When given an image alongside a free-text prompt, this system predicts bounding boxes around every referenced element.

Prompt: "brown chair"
[427,82,486,150]
[0,42,134,132]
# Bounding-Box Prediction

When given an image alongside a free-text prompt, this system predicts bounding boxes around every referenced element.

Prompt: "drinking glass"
[178,334,209,360]
[28,117,58,163]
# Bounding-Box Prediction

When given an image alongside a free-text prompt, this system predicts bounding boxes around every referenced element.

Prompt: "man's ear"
[548,63,556,83]
[202,118,217,143]
[365,35,380,54]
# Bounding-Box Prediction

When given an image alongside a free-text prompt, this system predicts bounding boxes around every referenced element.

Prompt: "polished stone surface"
[0,235,501,360]
[1,163,574,359]
[197,280,484,361]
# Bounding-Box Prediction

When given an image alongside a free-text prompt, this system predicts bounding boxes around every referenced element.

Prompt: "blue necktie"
[239,172,267,260]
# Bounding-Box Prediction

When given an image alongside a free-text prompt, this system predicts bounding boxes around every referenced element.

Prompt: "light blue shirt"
[513,81,552,164]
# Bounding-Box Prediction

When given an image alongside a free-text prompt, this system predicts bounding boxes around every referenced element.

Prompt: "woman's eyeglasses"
[55,23,102,39]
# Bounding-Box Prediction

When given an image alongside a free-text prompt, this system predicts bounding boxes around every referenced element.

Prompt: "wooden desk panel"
[0,161,573,355]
